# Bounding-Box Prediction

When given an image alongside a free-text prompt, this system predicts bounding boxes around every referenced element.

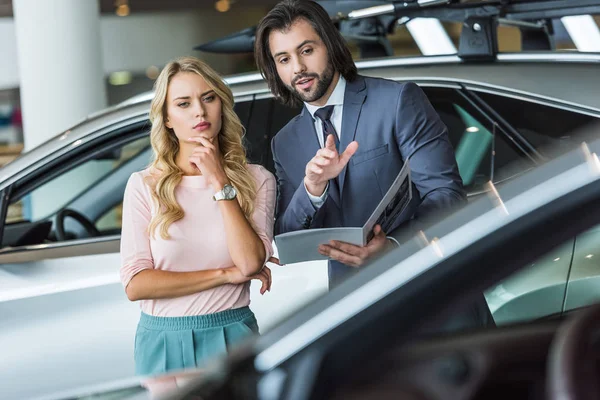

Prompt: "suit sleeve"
[389,82,466,239]
[272,135,332,235]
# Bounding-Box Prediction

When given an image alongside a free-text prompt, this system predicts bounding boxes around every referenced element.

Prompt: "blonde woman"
[120,56,277,376]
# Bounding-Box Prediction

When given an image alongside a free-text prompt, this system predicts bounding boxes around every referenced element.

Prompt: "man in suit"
[254,0,468,285]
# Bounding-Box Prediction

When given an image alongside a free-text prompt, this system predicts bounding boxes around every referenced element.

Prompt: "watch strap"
[213,183,236,201]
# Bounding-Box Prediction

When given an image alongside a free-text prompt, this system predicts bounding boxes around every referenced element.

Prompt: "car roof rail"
[195,0,600,61]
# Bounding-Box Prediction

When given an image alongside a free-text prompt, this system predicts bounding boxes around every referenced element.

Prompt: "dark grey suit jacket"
[272,76,466,285]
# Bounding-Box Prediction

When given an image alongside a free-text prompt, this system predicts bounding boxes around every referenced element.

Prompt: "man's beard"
[288,62,335,103]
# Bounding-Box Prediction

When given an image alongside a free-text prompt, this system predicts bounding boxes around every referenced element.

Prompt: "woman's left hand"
[187,136,228,189]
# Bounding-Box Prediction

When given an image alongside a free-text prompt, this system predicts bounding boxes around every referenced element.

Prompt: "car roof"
[2,52,600,190]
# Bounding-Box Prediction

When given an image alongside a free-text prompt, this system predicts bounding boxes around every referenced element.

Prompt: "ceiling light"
[586,254,594,259]
[405,18,456,56]
[116,4,130,17]
[466,126,480,133]
[215,0,230,12]
[109,71,133,86]
[554,257,560,262]
[561,15,600,52]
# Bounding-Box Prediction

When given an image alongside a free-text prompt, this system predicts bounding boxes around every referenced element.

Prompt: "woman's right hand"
[225,265,272,294]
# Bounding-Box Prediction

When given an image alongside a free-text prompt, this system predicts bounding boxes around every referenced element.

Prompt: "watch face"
[223,184,236,199]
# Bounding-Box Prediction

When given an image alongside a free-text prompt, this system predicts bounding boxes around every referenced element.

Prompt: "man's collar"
[305,75,347,119]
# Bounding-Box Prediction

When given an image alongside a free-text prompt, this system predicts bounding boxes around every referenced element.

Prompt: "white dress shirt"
[303,76,347,207]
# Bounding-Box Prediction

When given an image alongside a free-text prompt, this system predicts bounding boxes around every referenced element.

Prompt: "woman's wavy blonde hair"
[147,56,256,239]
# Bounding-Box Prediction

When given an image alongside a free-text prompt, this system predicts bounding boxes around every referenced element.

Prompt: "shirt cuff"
[386,236,400,248]
[305,181,329,209]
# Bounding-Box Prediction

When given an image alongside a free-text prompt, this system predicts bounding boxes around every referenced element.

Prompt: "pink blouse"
[119,164,276,317]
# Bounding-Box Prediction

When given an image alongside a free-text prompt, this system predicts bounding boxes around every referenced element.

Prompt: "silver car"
[1,52,600,399]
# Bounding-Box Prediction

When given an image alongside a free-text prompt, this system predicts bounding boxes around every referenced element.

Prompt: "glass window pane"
[9,136,150,224]
[425,88,492,192]
[3,136,150,247]
[476,92,600,154]
[452,103,493,187]
[244,97,301,174]
[424,87,538,194]
[95,202,123,232]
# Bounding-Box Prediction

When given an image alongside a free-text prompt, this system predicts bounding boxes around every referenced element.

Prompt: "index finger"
[267,256,282,266]
[260,267,272,292]
[317,147,337,159]
[265,266,272,291]
[325,134,337,152]
[328,239,365,257]
[260,275,268,294]
[187,136,215,148]
[320,244,362,268]
[339,141,359,165]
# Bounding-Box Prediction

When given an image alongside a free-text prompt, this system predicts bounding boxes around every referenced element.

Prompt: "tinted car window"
[234,99,252,131]
[244,97,301,174]
[244,98,273,168]
[423,87,523,193]
[476,91,600,155]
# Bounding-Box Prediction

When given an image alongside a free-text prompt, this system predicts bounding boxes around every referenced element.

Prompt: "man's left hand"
[318,225,392,268]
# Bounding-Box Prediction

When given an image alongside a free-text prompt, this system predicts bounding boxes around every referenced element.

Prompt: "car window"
[244,97,301,174]
[482,219,600,329]
[475,91,600,155]
[7,136,150,224]
[95,203,123,233]
[3,135,150,247]
[234,99,252,131]
[423,87,524,194]
[484,238,574,327]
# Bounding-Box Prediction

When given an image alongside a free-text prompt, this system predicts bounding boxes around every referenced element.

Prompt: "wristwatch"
[213,183,237,201]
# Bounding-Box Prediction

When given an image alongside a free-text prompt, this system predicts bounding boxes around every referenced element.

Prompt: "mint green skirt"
[134,306,258,376]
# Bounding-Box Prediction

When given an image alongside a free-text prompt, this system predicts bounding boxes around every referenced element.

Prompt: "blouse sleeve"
[120,172,154,288]
[250,165,276,264]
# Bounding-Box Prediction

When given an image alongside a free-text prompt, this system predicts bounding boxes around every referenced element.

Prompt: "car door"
[470,92,600,316]
[0,122,151,398]
[459,86,600,324]
[416,83,594,325]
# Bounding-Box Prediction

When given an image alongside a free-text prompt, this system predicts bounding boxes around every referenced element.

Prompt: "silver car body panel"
[564,224,600,310]
[3,52,600,189]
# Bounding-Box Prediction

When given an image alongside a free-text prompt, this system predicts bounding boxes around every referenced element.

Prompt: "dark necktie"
[314,105,340,198]
[314,105,340,151]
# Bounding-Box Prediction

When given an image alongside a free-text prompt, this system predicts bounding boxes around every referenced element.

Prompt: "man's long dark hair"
[254,0,358,107]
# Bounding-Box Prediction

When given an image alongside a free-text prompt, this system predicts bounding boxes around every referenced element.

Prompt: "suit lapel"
[339,76,367,197]
[294,107,341,207]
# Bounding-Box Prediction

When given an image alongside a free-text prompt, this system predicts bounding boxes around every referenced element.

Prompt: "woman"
[120,56,276,376]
